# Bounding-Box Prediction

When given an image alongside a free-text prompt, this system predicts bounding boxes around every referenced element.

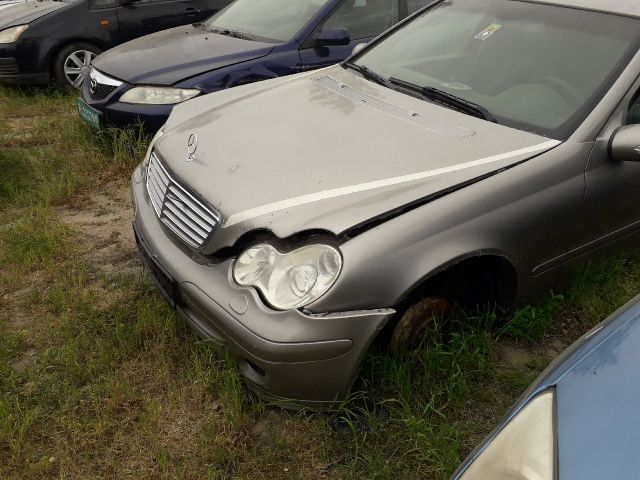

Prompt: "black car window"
[323,0,399,41]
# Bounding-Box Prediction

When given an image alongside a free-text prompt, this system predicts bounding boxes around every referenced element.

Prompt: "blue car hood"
[455,297,640,479]
[0,0,66,29]
[552,300,640,479]
[93,24,275,85]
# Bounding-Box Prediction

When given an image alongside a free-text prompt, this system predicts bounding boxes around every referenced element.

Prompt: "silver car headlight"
[120,86,201,105]
[233,244,342,311]
[459,390,556,480]
[0,25,28,44]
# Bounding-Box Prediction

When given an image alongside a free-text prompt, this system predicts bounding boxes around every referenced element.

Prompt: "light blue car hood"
[554,301,640,479]
[453,296,640,479]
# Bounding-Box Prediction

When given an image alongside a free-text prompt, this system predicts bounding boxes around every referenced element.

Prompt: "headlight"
[119,86,201,105]
[0,25,28,44]
[233,243,342,310]
[459,390,556,480]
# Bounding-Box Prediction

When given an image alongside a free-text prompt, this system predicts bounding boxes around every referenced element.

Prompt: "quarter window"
[626,88,640,125]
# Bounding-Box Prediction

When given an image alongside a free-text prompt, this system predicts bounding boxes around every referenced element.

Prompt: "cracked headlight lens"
[233,244,342,310]
[0,25,28,44]
[120,86,201,105]
[459,390,556,480]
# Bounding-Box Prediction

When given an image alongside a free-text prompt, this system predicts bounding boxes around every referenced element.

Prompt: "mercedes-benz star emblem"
[89,77,97,95]
[187,133,198,162]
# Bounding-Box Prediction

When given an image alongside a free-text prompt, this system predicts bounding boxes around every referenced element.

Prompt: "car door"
[298,0,401,71]
[578,78,640,261]
[116,0,223,44]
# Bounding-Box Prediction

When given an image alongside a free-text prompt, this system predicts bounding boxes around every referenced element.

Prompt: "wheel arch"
[48,38,106,77]
[395,252,519,313]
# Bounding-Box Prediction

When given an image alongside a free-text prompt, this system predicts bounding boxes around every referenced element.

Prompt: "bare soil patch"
[57,181,139,275]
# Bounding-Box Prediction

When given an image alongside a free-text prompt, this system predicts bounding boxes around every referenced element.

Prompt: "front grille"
[0,58,18,75]
[88,68,123,101]
[146,152,221,249]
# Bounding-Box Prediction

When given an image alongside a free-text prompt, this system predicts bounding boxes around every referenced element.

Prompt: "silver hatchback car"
[131,0,640,408]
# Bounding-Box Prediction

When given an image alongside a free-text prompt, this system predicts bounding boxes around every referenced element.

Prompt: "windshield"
[352,0,640,139]
[203,0,333,44]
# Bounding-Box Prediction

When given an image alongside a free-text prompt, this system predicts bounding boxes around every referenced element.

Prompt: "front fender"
[308,142,588,312]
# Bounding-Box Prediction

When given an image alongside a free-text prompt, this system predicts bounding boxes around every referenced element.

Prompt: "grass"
[1,84,639,479]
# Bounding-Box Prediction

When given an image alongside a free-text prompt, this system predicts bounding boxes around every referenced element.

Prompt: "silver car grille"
[146,152,220,249]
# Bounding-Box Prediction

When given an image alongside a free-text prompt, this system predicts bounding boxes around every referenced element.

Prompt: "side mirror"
[609,125,640,162]
[352,42,367,55]
[315,27,350,47]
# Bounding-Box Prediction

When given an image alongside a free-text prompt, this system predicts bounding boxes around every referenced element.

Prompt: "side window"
[407,0,430,15]
[626,88,640,125]
[323,0,399,41]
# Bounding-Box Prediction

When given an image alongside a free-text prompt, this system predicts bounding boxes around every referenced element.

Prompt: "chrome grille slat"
[146,152,220,250]
[163,194,212,232]
[163,209,206,245]
[152,161,170,187]
[166,186,217,226]
[147,180,165,216]
[148,170,167,199]
[164,201,209,238]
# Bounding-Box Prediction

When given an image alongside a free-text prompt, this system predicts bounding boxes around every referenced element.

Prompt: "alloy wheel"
[63,49,96,89]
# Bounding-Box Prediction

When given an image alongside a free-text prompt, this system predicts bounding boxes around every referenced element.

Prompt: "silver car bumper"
[131,164,394,409]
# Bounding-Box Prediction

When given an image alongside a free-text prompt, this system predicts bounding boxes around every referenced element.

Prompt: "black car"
[0,0,232,87]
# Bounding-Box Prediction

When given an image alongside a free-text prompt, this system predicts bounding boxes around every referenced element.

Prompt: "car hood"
[0,0,65,29]
[154,65,559,253]
[552,300,640,479]
[93,25,275,85]
[453,296,640,479]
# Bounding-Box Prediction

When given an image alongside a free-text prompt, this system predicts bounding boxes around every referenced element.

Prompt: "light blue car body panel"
[453,295,640,479]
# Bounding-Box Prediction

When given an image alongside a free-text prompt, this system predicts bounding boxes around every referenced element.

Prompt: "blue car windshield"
[353,0,640,139]
[204,0,333,44]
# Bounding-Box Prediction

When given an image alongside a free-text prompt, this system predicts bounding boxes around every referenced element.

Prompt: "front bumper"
[0,39,50,85]
[131,164,394,409]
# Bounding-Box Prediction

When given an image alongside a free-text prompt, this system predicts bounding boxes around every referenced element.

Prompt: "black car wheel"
[53,43,102,89]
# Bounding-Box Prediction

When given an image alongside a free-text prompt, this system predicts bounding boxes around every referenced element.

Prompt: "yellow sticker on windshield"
[474,23,502,41]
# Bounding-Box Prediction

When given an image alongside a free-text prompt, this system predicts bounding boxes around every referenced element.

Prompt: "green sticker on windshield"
[474,23,502,41]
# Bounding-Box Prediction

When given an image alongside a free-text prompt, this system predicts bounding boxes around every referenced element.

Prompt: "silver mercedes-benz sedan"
[131,0,640,408]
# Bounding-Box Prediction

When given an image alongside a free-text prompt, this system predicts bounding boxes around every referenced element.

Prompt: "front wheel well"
[378,255,518,346]
[398,254,518,317]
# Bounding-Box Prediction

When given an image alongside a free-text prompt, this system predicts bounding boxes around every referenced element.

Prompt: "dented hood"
[154,65,559,253]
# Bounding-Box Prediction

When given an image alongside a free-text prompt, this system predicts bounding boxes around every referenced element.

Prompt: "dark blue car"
[78,0,430,132]
[453,294,640,479]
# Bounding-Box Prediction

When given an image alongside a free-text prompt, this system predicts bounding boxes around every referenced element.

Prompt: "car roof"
[526,0,640,18]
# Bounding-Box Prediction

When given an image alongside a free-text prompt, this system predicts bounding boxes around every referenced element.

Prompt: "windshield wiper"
[343,62,389,87]
[388,77,498,123]
[208,27,255,41]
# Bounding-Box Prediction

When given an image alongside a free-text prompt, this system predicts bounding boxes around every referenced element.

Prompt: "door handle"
[185,7,200,16]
